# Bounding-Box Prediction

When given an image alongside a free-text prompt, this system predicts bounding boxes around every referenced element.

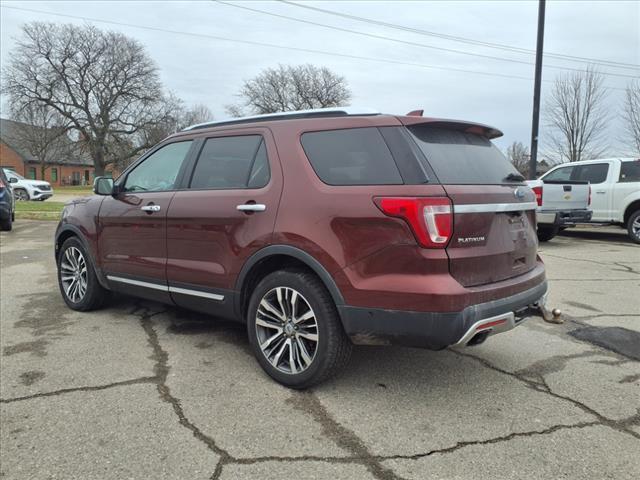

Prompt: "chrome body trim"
[106,275,168,291]
[168,286,224,301]
[106,275,224,301]
[454,202,537,214]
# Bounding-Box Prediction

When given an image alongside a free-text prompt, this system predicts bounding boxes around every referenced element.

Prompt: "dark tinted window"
[619,160,640,182]
[574,163,609,184]
[407,126,521,184]
[301,128,402,185]
[543,166,574,182]
[123,141,192,192]
[190,135,269,189]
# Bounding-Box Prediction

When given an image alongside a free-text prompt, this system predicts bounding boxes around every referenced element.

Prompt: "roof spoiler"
[399,115,503,139]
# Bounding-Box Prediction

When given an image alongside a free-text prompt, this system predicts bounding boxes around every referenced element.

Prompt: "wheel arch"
[235,245,345,322]
[623,199,640,226]
[55,225,109,289]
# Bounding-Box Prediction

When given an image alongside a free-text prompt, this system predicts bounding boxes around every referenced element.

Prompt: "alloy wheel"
[255,287,319,374]
[14,189,29,201]
[60,246,88,303]
[632,217,640,239]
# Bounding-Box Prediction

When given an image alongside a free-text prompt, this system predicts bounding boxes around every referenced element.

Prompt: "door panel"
[574,163,611,221]
[166,129,283,317]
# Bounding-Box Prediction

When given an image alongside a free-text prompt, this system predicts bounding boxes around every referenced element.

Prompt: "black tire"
[627,210,640,244]
[0,215,11,231]
[247,269,352,389]
[57,237,108,311]
[13,188,29,201]
[537,226,559,242]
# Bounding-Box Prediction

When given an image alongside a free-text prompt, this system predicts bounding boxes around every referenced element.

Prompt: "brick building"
[0,118,95,186]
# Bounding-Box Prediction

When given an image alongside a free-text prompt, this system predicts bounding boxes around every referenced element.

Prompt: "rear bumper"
[537,209,592,226]
[338,280,548,349]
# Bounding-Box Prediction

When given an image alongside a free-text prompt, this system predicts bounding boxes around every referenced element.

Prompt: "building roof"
[0,118,93,167]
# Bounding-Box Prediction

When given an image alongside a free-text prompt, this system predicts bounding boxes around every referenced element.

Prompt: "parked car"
[55,108,548,388]
[2,168,54,201]
[538,158,640,243]
[0,167,15,231]
[525,177,592,241]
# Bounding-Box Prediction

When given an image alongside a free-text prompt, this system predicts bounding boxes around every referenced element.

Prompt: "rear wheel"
[627,210,640,244]
[247,270,352,389]
[537,226,558,242]
[57,237,107,311]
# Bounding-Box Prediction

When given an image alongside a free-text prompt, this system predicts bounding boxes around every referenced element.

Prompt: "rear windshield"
[301,127,403,185]
[407,126,522,185]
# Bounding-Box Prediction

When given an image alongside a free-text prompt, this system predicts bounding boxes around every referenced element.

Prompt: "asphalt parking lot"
[1,221,638,480]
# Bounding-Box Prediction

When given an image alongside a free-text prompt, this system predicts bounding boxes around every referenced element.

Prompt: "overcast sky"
[1,0,638,156]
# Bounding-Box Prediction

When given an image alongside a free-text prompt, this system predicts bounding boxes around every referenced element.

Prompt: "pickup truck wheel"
[57,237,107,311]
[247,270,352,389]
[13,189,29,201]
[627,210,640,244]
[537,226,558,242]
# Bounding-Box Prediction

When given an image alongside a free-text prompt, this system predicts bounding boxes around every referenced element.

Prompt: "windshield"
[407,126,523,185]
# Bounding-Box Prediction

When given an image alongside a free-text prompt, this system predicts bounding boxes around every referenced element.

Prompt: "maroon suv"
[55,108,547,388]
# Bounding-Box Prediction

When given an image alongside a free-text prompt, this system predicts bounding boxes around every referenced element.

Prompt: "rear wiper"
[503,173,525,182]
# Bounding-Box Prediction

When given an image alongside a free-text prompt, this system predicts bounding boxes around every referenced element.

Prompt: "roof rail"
[183,107,381,131]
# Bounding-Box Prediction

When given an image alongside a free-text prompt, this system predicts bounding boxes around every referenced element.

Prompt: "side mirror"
[93,176,114,195]
[9,177,17,183]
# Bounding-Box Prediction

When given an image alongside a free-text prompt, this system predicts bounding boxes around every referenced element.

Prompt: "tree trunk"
[93,148,106,177]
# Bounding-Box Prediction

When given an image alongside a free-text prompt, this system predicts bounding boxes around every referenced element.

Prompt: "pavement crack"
[451,349,640,440]
[133,304,233,472]
[0,376,157,404]
[287,390,406,480]
[379,421,601,461]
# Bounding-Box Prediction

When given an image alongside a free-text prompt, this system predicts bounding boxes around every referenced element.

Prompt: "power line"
[213,1,638,79]
[0,4,627,91]
[279,0,640,72]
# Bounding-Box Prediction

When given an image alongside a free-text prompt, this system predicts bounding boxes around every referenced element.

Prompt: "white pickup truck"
[526,178,592,242]
[532,158,640,243]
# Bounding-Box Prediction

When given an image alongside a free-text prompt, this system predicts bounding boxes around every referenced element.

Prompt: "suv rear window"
[407,126,521,185]
[301,128,403,185]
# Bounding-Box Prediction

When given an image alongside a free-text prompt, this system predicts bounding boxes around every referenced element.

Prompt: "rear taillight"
[532,186,543,207]
[0,178,4,189]
[588,184,591,206]
[374,197,453,248]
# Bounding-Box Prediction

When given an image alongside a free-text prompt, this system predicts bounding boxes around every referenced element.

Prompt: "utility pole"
[529,0,546,179]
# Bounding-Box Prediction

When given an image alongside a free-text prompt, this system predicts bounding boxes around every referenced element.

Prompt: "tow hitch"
[535,295,563,324]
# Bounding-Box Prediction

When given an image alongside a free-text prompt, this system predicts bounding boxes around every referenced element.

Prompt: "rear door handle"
[141,205,161,212]
[237,203,266,212]
[595,191,606,194]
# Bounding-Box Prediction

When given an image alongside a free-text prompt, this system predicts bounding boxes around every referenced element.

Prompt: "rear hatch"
[537,181,589,210]
[407,124,538,287]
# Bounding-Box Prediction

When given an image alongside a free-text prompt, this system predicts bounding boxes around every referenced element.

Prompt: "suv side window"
[543,166,574,182]
[619,161,640,182]
[190,135,270,189]
[574,163,609,184]
[301,128,403,185]
[123,141,193,193]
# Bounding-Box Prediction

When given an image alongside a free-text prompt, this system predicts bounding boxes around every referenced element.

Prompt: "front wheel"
[13,189,29,201]
[57,237,108,311]
[627,210,640,244]
[537,226,559,242]
[247,270,352,389]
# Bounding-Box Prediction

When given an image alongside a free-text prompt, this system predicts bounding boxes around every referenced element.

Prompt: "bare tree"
[544,67,609,162]
[8,104,73,179]
[624,80,640,154]
[2,22,176,176]
[505,141,530,176]
[226,64,351,116]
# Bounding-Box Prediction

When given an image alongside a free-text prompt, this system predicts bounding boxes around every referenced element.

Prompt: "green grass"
[54,186,93,195]
[15,201,65,221]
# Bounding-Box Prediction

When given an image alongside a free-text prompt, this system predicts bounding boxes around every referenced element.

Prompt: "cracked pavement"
[1,221,639,479]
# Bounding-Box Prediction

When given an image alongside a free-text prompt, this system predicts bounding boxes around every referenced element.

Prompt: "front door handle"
[141,204,161,213]
[595,191,606,194]
[237,203,266,212]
